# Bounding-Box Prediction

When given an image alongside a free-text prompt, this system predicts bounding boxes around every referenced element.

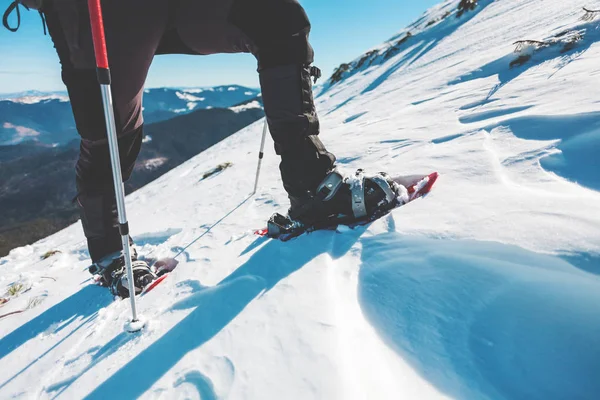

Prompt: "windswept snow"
[1,1,600,399]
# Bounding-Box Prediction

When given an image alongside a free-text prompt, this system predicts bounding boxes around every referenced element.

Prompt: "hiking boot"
[88,249,156,298]
[287,168,408,226]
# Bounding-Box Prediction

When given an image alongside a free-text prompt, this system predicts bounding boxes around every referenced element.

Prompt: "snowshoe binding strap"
[349,169,367,218]
[109,260,156,298]
[288,168,344,221]
[316,168,344,201]
[88,263,103,276]
[267,213,302,238]
[368,173,397,204]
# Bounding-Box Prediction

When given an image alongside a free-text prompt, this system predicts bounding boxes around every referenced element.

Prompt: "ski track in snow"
[2,0,600,398]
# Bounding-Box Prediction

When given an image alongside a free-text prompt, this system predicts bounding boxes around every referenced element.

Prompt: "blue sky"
[0,0,439,94]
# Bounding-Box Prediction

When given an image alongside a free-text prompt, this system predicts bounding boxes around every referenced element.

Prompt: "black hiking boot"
[267,168,408,237]
[88,249,156,298]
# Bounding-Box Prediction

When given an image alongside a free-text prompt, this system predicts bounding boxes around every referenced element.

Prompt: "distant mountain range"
[0,87,263,257]
[0,85,260,147]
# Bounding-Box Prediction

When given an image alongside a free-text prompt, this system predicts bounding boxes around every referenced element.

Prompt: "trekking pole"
[88,0,140,328]
[252,119,268,195]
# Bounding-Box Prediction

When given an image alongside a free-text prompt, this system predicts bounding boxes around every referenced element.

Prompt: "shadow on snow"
[0,285,112,391]
[358,233,600,400]
[82,229,362,399]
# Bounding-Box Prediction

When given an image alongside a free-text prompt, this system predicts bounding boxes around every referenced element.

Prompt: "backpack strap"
[349,169,367,218]
[3,1,23,32]
[3,1,47,34]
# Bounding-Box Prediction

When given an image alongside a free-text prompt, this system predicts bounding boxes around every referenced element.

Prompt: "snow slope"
[1,0,600,398]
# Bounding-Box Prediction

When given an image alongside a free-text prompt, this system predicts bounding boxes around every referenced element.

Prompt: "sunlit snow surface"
[1,0,600,399]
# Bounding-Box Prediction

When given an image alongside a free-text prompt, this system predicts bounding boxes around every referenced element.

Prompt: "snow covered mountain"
[0,106,264,259]
[1,1,600,399]
[0,85,260,146]
[141,86,261,123]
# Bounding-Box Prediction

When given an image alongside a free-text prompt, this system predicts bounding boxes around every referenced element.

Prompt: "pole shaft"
[99,85,138,320]
[252,119,268,195]
[88,0,138,321]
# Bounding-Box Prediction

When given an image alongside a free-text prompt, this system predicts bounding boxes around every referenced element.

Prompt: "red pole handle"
[88,0,110,72]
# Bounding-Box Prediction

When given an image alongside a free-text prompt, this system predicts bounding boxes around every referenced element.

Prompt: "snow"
[142,157,168,170]
[175,92,205,102]
[2,122,41,144]
[1,0,600,399]
[229,100,263,113]
[0,91,69,103]
[5,95,69,104]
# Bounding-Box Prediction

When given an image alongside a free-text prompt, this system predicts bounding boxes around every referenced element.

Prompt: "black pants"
[44,0,335,262]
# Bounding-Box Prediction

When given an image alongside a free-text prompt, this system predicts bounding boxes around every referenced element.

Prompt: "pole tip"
[124,316,146,333]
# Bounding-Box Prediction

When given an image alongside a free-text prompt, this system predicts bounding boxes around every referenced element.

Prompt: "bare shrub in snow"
[511,27,586,68]
[356,50,379,69]
[26,295,46,309]
[457,0,478,18]
[511,40,545,67]
[513,40,549,53]
[383,32,412,60]
[201,162,233,181]
[582,7,600,21]
[6,283,24,297]
[426,10,452,27]
[330,63,351,84]
[329,30,415,85]
[41,249,61,260]
[553,30,584,53]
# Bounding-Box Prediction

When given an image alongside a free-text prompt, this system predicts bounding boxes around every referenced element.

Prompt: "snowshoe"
[261,169,438,241]
[139,257,180,296]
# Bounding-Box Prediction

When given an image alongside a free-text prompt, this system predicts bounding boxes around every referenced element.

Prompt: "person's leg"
[227,1,403,225]
[44,0,169,263]
[227,0,336,201]
[173,0,334,201]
